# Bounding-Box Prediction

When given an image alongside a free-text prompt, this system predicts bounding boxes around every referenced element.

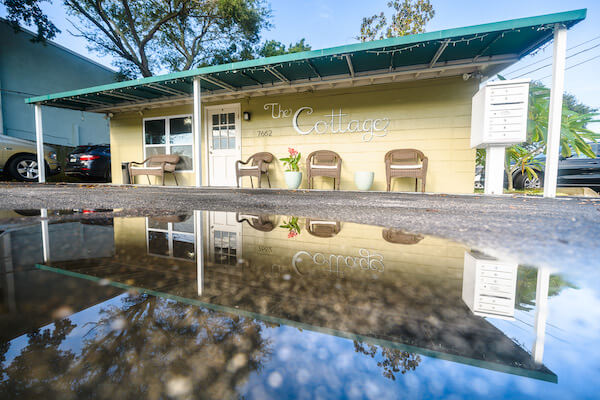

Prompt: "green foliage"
[64,0,271,77]
[477,78,600,188]
[358,0,435,42]
[279,147,301,172]
[280,216,301,238]
[515,266,578,311]
[1,0,59,42]
[258,38,311,57]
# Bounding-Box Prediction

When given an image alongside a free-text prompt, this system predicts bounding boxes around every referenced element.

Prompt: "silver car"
[0,134,60,181]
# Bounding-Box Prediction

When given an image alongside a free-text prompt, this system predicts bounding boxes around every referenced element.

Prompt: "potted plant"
[280,147,302,189]
[280,216,301,238]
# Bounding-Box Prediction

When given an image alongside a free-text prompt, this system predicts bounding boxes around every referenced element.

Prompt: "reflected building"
[27,210,557,383]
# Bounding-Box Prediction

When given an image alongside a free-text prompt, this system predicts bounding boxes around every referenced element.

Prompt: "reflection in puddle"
[0,210,596,398]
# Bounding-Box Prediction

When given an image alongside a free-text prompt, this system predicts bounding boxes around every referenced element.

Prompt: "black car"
[512,143,600,190]
[65,145,111,181]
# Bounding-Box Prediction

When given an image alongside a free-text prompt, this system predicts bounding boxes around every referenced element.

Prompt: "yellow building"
[26,10,586,194]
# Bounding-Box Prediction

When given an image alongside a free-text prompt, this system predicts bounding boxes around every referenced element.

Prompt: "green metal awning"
[25,9,586,113]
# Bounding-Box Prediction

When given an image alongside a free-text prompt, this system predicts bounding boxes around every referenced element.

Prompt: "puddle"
[1,210,599,399]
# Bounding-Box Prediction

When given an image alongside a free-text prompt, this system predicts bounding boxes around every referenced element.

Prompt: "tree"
[257,38,311,58]
[64,0,271,77]
[1,0,59,42]
[358,0,435,42]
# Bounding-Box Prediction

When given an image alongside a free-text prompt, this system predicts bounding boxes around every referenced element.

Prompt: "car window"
[72,146,93,154]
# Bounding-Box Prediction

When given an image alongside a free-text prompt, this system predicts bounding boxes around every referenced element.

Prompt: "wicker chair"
[236,213,276,232]
[235,152,274,188]
[129,154,180,185]
[306,219,341,238]
[306,150,342,190]
[385,149,428,192]
[382,228,424,244]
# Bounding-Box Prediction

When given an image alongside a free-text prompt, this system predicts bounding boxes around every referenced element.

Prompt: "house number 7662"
[257,130,272,136]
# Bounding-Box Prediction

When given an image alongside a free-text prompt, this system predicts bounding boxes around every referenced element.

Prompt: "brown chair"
[382,228,424,245]
[129,154,180,185]
[235,152,274,188]
[306,219,341,238]
[236,213,276,232]
[385,149,428,192]
[307,150,342,190]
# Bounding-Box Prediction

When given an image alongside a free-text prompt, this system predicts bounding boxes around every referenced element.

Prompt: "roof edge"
[25,8,586,105]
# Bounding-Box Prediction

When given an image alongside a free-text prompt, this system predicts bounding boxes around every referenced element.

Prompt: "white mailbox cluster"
[470,79,530,148]
[462,251,518,320]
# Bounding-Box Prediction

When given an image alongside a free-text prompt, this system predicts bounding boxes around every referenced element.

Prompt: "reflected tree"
[0,319,76,399]
[66,294,272,399]
[353,341,421,380]
[515,266,578,311]
[0,294,272,399]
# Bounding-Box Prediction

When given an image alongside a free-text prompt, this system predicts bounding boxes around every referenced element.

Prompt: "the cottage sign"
[264,103,390,142]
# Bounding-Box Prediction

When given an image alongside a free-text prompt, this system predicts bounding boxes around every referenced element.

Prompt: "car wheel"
[514,171,544,190]
[8,154,40,182]
[105,166,112,183]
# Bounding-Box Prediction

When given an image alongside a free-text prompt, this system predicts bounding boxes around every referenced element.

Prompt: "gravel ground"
[1,182,599,269]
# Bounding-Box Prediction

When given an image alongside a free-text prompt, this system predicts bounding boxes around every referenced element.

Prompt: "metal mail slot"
[479,270,514,279]
[489,116,523,125]
[489,108,524,118]
[478,296,513,307]
[480,283,514,294]
[488,124,522,133]
[476,302,513,315]
[490,94,526,104]
[490,86,528,97]
[480,263,518,273]
[480,276,513,285]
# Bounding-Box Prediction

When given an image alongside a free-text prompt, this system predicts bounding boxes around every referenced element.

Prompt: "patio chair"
[307,150,342,190]
[306,219,341,238]
[235,152,274,188]
[385,149,428,192]
[382,228,423,245]
[236,213,276,232]
[129,154,180,185]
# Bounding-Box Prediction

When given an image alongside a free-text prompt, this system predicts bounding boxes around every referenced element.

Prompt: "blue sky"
[1,0,599,114]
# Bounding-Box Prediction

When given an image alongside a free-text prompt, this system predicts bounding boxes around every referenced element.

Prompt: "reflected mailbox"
[462,251,518,319]
[470,79,530,148]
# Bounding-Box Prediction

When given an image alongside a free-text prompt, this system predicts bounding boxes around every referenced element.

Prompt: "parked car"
[65,144,111,181]
[0,134,60,182]
[475,143,600,191]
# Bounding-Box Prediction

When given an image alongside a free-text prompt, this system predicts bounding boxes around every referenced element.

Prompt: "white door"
[207,106,241,186]
[208,211,242,266]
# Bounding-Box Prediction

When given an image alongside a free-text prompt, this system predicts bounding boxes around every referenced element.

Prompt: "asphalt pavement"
[1,182,599,269]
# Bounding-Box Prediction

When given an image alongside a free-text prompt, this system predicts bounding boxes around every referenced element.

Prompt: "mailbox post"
[471,79,530,194]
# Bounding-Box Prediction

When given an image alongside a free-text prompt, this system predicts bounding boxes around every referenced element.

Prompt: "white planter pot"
[354,171,374,191]
[284,171,302,189]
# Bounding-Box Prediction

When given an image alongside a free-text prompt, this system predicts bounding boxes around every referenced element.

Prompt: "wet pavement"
[1,208,600,399]
[1,183,600,269]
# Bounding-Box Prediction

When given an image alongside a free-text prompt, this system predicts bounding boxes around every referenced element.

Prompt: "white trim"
[142,113,194,174]
[204,103,242,186]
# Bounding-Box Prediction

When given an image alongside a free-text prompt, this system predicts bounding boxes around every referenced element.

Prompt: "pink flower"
[288,230,298,238]
[288,147,298,157]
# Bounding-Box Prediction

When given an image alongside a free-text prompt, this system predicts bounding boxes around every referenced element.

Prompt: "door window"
[211,112,236,150]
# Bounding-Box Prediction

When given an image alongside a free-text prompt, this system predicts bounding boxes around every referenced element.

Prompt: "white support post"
[193,77,203,187]
[484,146,506,195]
[34,104,46,183]
[532,267,550,364]
[194,210,204,296]
[543,25,567,198]
[40,208,50,263]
